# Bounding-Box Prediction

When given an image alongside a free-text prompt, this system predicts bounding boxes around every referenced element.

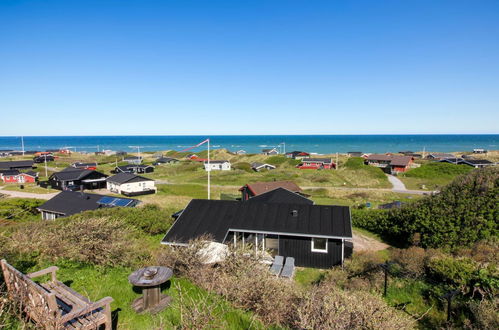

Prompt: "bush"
[0,198,44,221]
[351,167,499,249]
[391,247,428,278]
[404,162,472,179]
[70,204,173,235]
[265,156,288,165]
[6,217,147,267]
[232,162,253,173]
[468,299,499,329]
[295,282,415,329]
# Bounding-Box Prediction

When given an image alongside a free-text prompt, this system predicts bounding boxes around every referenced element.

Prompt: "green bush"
[0,198,44,221]
[404,162,472,179]
[232,162,253,173]
[70,204,174,235]
[266,156,288,165]
[351,167,499,249]
[344,157,365,169]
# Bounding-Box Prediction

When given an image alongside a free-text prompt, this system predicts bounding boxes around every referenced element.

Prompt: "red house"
[297,158,335,170]
[0,170,38,183]
[365,154,414,174]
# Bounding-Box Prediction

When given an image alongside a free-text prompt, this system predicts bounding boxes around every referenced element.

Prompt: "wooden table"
[128,266,173,314]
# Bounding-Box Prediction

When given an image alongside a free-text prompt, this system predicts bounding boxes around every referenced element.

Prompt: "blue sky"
[1,0,498,135]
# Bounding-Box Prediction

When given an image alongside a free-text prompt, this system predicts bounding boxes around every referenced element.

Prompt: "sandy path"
[352,231,389,252]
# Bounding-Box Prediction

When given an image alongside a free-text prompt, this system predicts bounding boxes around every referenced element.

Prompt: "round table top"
[128,266,173,287]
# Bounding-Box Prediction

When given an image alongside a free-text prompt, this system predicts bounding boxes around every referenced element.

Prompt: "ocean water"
[0,135,497,155]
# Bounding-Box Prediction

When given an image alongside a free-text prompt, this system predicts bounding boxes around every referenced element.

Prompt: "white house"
[251,162,276,172]
[106,172,156,196]
[204,160,231,171]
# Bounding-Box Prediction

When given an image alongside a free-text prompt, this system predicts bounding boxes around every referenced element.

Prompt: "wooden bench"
[1,259,113,329]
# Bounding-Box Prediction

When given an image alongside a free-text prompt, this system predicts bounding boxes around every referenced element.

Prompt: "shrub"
[351,167,499,249]
[426,256,477,291]
[7,217,146,267]
[265,156,288,165]
[70,204,173,235]
[391,246,428,278]
[295,282,415,329]
[232,162,253,173]
[468,299,499,329]
[0,198,44,221]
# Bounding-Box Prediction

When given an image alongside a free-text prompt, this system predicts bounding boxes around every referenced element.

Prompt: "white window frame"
[311,238,328,253]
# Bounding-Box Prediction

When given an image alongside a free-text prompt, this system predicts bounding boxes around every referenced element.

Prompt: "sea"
[0,135,497,155]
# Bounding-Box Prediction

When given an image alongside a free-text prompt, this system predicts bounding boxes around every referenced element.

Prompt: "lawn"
[21,261,266,329]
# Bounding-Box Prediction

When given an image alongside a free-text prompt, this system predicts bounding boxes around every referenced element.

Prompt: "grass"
[399,162,473,190]
[385,278,446,328]
[294,268,327,288]
[1,184,57,194]
[23,261,265,329]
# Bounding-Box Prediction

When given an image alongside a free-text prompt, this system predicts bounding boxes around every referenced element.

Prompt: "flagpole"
[207,138,210,200]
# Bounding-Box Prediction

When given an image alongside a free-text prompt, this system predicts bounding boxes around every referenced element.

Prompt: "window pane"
[313,238,327,251]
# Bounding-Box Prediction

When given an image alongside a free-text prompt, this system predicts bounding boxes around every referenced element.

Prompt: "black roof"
[205,160,229,164]
[0,160,34,170]
[156,157,178,163]
[116,164,154,172]
[247,188,313,205]
[0,170,20,176]
[38,191,138,216]
[462,159,494,165]
[23,171,38,177]
[51,167,106,181]
[107,173,153,184]
[162,199,351,245]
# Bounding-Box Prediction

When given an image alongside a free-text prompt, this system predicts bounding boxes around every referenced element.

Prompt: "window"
[311,238,328,253]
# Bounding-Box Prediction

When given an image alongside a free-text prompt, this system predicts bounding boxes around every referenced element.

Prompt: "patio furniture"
[269,255,284,276]
[128,266,172,314]
[1,259,113,329]
[280,257,295,278]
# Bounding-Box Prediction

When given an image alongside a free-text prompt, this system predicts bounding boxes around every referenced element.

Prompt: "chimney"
[291,210,298,217]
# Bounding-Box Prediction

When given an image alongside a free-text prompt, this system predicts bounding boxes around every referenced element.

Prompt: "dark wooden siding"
[278,235,344,268]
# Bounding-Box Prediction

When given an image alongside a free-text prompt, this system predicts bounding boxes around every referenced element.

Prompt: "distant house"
[239,181,303,201]
[37,191,139,220]
[35,151,54,157]
[261,148,279,155]
[473,148,487,154]
[365,154,414,174]
[251,162,276,172]
[286,151,310,159]
[106,173,156,196]
[33,155,55,163]
[246,187,313,205]
[204,160,231,171]
[71,162,97,170]
[115,164,154,174]
[0,150,14,157]
[187,154,208,162]
[347,152,363,157]
[161,199,353,269]
[297,158,335,170]
[48,167,107,190]
[439,158,495,168]
[124,156,143,164]
[426,153,455,160]
[235,150,246,155]
[0,160,34,171]
[153,157,179,165]
[0,170,38,184]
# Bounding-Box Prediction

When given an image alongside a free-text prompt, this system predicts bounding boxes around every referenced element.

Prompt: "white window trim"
[311,238,328,253]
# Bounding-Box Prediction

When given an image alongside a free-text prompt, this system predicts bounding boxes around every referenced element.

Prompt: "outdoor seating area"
[1,259,113,329]
[269,256,295,278]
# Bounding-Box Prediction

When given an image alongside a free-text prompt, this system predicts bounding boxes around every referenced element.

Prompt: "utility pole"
[21,136,25,156]
[44,154,48,178]
[422,146,426,159]
[336,152,339,170]
[442,290,459,323]
[207,138,210,200]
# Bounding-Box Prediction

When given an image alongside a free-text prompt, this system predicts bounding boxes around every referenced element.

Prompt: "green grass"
[399,162,473,190]
[294,268,327,288]
[1,184,56,194]
[385,279,446,329]
[26,261,266,329]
